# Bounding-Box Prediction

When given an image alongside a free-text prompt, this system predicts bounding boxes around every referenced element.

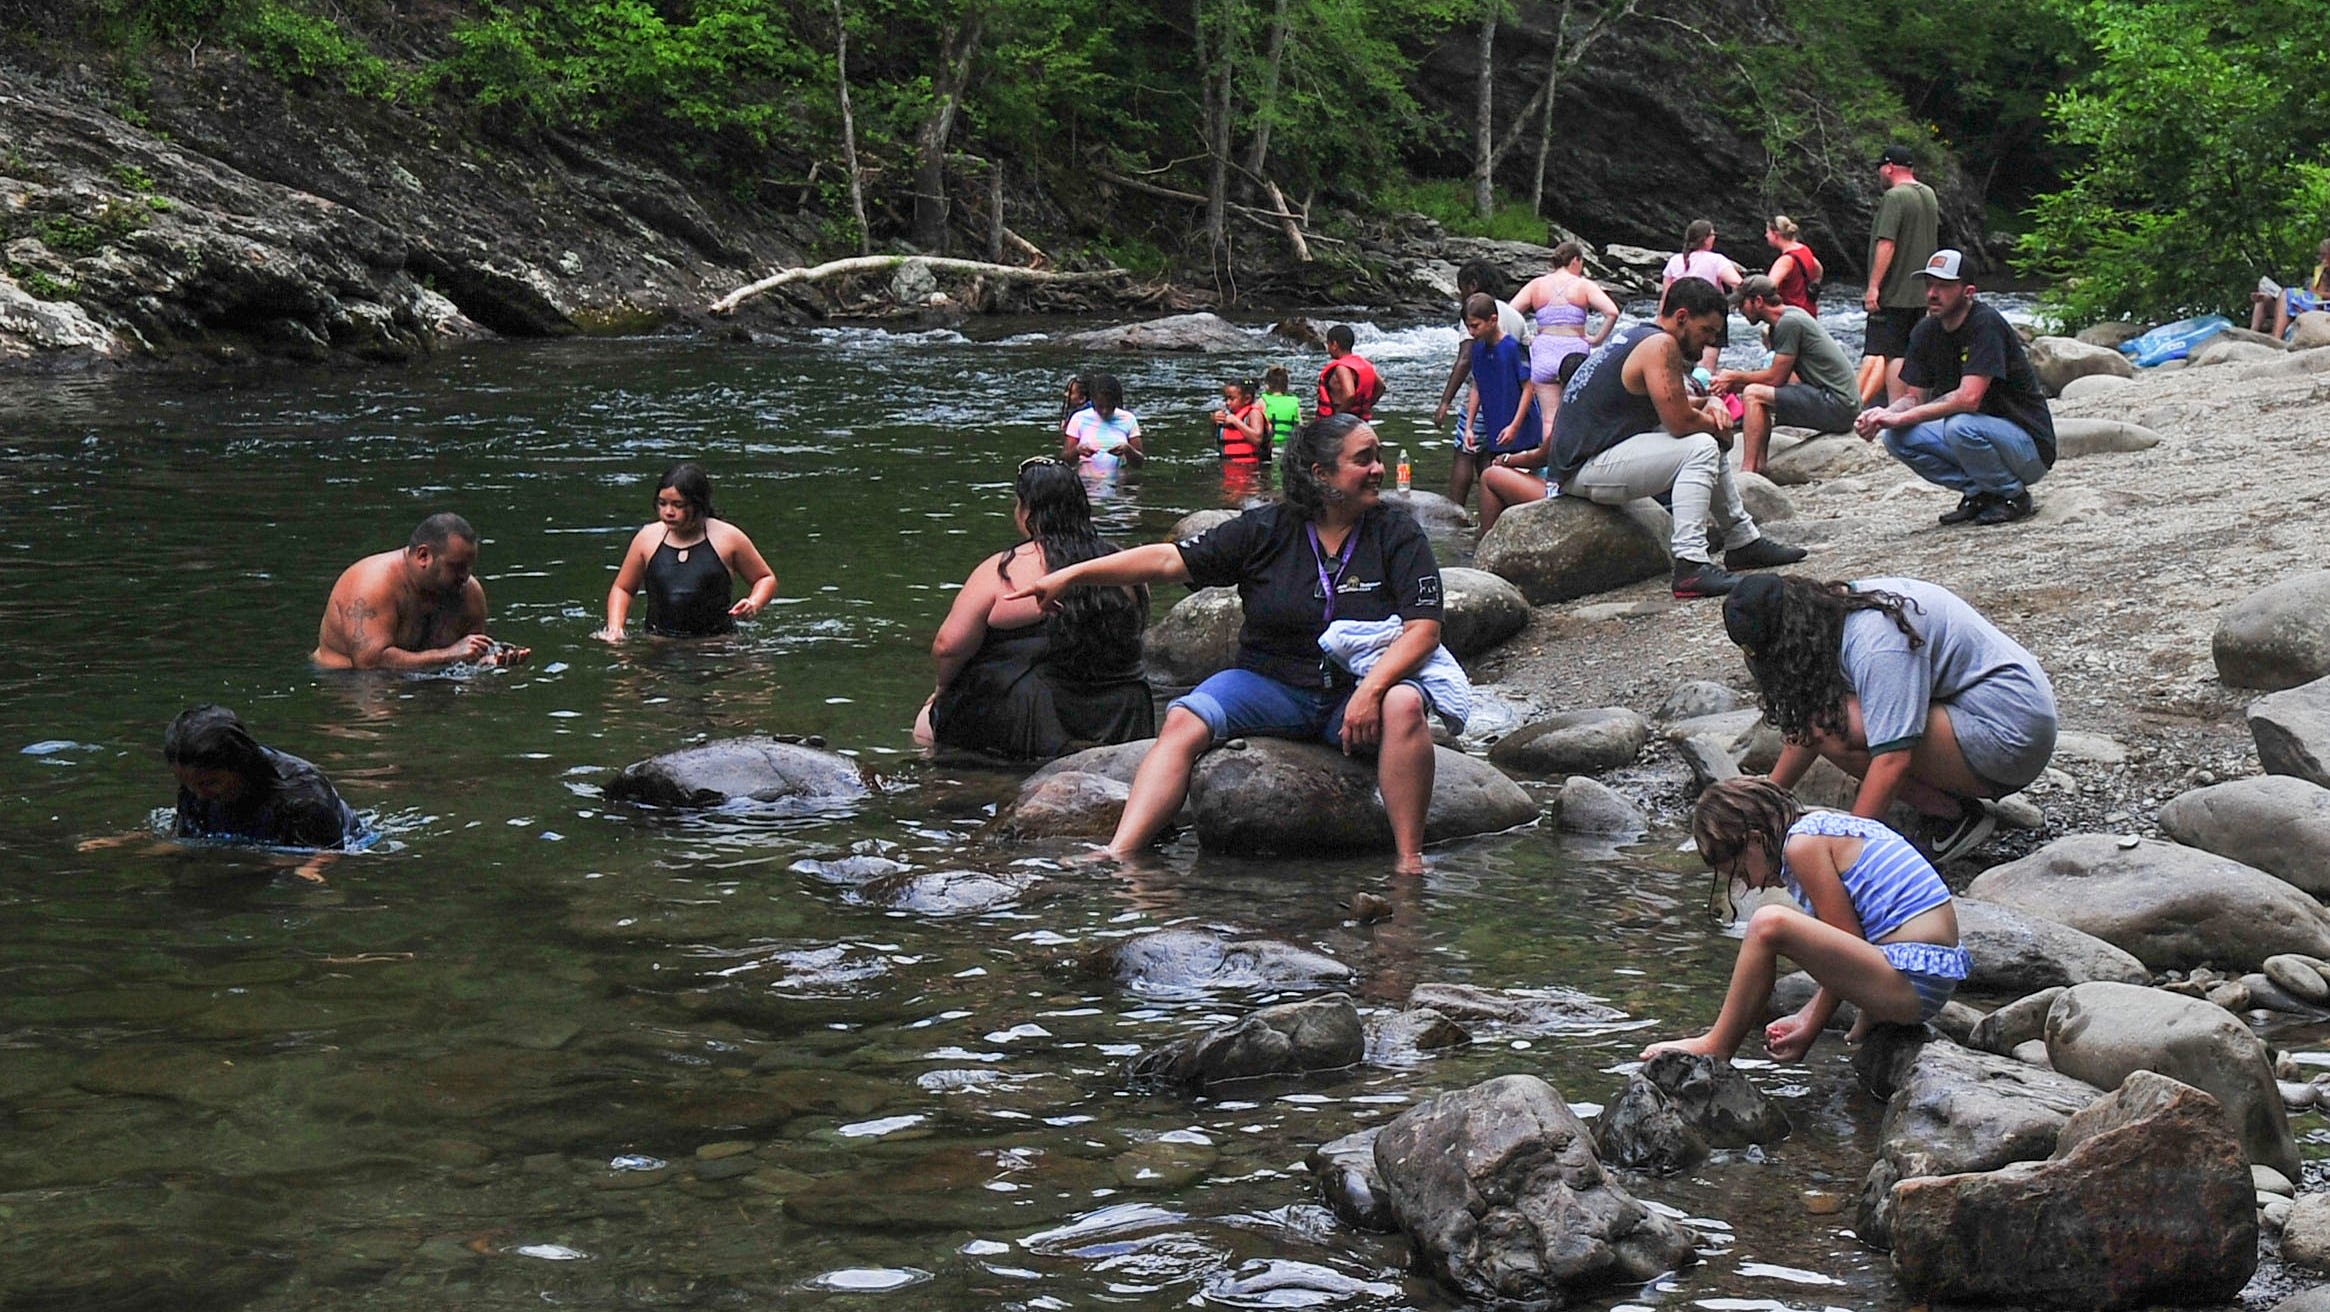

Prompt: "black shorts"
[1864,306,1925,359]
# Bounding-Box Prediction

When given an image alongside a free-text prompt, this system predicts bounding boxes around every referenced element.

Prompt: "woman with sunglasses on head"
[1640,775,1964,1065]
[1008,414,1452,874]
[915,457,1154,759]
[600,462,778,640]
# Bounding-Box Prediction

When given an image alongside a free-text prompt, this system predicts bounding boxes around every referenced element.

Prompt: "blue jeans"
[1883,414,2049,498]
[1171,667,1408,749]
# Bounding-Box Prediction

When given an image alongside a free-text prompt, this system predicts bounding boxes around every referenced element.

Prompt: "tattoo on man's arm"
[340,598,375,639]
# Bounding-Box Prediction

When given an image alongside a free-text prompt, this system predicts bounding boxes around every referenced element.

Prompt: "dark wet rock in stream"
[1594,1050,1790,1173]
[1084,927,1353,994]
[1380,489,1474,534]
[1405,982,1628,1033]
[995,770,1131,839]
[1129,995,1364,1092]
[605,736,870,810]
[1373,1074,1698,1305]
[849,867,1037,916]
[1185,739,1538,856]
[1167,507,1244,542]
[1890,1071,2257,1309]
[1310,1127,1399,1232]
[1490,707,1652,776]
[1363,1007,1472,1065]
[1059,311,1260,352]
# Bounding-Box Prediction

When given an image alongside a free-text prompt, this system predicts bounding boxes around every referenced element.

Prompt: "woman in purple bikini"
[1506,240,1621,442]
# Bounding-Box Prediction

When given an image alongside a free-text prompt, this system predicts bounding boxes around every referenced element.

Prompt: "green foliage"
[2021,0,2330,324]
[6,263,77,300]
[237,2,398,96]
[1376,178,1548,241]
[111,162,156,192]
[36,215,106,257]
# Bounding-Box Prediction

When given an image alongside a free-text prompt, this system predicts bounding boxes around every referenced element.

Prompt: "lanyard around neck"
[1306,523,1360,624]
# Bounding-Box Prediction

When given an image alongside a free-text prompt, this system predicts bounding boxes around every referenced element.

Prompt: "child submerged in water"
[1642,777,1967,1064]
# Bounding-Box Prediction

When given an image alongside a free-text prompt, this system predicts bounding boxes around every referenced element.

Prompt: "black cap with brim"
[1878,145,1915,167]
[1722,573,1787,652]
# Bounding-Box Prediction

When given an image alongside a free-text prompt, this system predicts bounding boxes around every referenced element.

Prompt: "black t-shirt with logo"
[1175,502,1443,689]
[1901,300,2057,465]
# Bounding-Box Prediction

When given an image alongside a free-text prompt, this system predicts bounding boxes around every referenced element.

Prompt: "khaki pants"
[1564,431,1759,564]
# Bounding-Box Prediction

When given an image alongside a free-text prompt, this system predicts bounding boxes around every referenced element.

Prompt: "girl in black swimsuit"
[600,463,779,640]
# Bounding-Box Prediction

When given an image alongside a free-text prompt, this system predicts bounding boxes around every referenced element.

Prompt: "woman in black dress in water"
[600,463,778,640]
[914,457,1154,759]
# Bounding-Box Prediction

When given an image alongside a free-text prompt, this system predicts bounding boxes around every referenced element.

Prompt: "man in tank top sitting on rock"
[1545,277,1808,600]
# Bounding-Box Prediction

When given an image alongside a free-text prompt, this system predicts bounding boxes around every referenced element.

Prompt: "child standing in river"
[1259,366,1302,453]
[1642,777,1966,1064]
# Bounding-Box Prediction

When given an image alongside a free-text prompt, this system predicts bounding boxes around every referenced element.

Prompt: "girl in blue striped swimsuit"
[1642,776,1968,1064]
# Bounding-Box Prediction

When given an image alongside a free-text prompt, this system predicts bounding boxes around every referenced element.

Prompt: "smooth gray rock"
[1027,739,1153,788]
[1735,470,1795,521]
[1363,1007,1472,1066]
[2270,1284,2330,1312]
[851,868,1035,916]
[2287,1197,2330,1271]
[2027,335,2137,395]
[2045,981,2301,1180]
[2252,676,2330,787]
[1762,431,1894,486]
[1089,928,1351,994]
[1186,739,1539,855]
[1404,983,1628,1033]
[1594,1051,1789,1172]
[1309,1128,1398,1232]
[1967,987,2066,1056]
[1130,995,1364,1092]
[1437,566,1529,658]
[1665,709,1783,773]
[1145,586,1244,685]
[1489,707,1652,776]
[1889,1071,2256,1309]
[1853,1036,2105,1250]
[2195,336,2284,367]
[1063,312,1257,352]
[1373,1074,1698,1305]
[1381,489,1473,533]
[1167,507,1242,543]
[2052,416,2161,457]
[998,770,1128,839]
[2159,775,2330,895]
[1553,775,1645,836]
[1966,835,2330,971]
[1474,495,1669,604]
[2291,311,2330,351]
[2218,575,2330,691]
[2267,954,2330,1004]
[605,737,868,810]
[1658,680,1739,722]
[2075,321,2144,349]
[1676,734,1741,794]
[1952,897,2150,993]
[2057,373,2135,401]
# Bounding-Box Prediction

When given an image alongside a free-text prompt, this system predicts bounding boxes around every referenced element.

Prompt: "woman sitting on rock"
[1642,776,1965,1064]
[600,462,778,640]
[1722,574,2057,863]
[1010,414,1450,873]
[915,457,1154,759]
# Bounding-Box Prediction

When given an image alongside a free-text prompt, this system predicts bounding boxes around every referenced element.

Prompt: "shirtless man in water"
[313,512,531,670]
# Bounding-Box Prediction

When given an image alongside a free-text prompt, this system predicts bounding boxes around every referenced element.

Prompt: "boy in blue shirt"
[1459,293,1543,511]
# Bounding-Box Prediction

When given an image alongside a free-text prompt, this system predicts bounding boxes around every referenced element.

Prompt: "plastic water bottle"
[1396,448,1412,494]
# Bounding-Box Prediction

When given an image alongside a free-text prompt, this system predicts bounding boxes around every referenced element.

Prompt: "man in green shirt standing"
[1860,144,1939,404]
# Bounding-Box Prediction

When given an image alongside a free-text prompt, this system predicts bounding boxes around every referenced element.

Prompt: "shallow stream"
[0,307,2244,1311]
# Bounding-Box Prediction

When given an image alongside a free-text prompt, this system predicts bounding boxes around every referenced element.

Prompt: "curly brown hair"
[1730,575,1923,745]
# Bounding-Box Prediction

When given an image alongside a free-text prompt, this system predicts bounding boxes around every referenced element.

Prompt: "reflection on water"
[0,327,1959,1310]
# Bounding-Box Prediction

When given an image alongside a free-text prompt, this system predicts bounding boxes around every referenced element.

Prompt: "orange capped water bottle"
[1395,448,1412,493]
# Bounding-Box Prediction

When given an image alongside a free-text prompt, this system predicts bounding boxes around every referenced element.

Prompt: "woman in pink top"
[1662,218,1744,372]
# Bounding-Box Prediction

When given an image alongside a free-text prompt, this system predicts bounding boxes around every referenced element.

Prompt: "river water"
[5,311,1991,1310]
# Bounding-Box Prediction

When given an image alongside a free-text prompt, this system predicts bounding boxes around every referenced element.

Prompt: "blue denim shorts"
[1880,942,1971,1021]
[1170,667,1422,749]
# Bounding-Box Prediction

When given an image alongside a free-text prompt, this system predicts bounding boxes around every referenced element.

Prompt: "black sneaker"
[1937,493,1992,526]
[1723,537,1809,571]
[1920,797,1997,864]
[1972,491,2035,526]
[1672,559,1742,599]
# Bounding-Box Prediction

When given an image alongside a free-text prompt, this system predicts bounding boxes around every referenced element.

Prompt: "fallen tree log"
[711,255,1128,315]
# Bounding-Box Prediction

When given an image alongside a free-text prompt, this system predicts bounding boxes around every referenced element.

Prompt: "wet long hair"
[164,704,269,784]
[656,462,719,523]
[1692,777,1805,915]
[1737,576,1924,745]
[1282,412,1367,522]
[1007,459,1146,672]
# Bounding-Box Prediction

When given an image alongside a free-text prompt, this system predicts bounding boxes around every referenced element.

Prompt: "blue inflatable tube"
[2120,314,2231,367]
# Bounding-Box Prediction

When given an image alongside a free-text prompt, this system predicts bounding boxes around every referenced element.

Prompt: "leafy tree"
[2021,0,2330,324]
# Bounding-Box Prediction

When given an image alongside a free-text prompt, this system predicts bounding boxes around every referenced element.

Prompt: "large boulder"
[604,737,869,810]
[1028,740,1153,788]
[1553,775,1646,836]
[2057,373,2135,402]
[1853,1036,2106,1249]
[1473,495,1668,604]
[2028,334,2138,396]
[1593,1051,1789,1173]
[2044,981,2300,1180]
[1965,834,2330,971]
[2292,310,2330,351]
[1888,1071,2257,1309]
[1086,928,1352,995]
[2215,574,2330,690]
[1373,1075,1698,1305]
[1488,707,1651,776]
[2052,416,2161,459]
[1734,470,1796,521]
[2252,675,2330,787]
[2157,775,2330,896]
[1185,739,1538,856]
[1437,567,1529,658]
[1062,312,1257,352]
[1762,431,1895,486]
[2193,336,2284,367]
[1130,995,1364,1092]
[1144,587,1243,685]
[1952,898,2150,994]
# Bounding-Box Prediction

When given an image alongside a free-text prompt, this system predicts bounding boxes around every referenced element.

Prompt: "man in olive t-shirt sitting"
[1714,275,1860,475]
[1854,249,2057,527]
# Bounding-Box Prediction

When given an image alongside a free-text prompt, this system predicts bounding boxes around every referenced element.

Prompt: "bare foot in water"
[1393,852,1429,877]
[1639,1033,1728,1063]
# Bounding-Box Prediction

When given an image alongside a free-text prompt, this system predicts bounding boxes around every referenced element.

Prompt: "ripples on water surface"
[1,318,1929,1310]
